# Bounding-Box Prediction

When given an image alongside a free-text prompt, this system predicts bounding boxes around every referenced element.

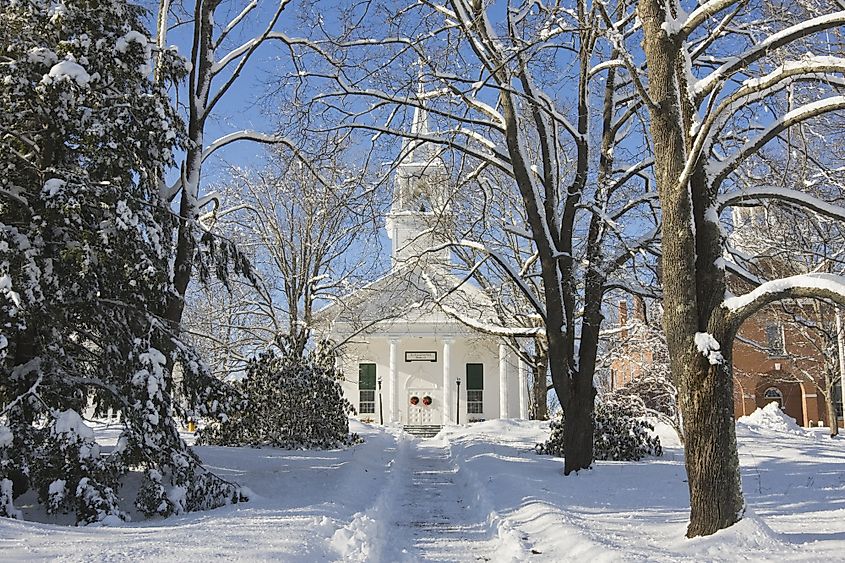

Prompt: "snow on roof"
[315,263,535,338]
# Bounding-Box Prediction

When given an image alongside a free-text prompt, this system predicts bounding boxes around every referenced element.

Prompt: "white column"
[389,338,399,423]
[518,356,527,420]
[442,338,453,425]
[499,343,509,418]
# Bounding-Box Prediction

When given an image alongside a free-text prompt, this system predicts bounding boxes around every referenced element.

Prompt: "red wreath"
[422,395,433,406]
[409,396,420,406]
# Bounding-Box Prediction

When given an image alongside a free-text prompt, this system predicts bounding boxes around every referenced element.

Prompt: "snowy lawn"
[1,413,844,562]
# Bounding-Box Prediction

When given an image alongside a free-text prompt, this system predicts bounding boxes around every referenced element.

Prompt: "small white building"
[317,103,530,428]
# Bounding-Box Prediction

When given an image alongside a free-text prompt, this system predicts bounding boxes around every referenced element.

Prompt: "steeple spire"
[385,61,451,268]
[404,59,432,163]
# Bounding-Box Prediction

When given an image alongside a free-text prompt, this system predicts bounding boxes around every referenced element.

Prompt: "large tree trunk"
[561,385,594,473]
[679,323,744,537]
[640,0,744,537]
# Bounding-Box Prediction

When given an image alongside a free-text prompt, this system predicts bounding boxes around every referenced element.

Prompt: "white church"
[317,103,531,432]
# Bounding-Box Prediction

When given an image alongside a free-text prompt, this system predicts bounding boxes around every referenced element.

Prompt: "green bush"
[198,339,360,449]
[536,397,662,461]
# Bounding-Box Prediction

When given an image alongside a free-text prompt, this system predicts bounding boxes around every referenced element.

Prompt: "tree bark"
[531,341,549,420]
[639,0,744,537]
[823,368,839,437]
[679,322,744,537]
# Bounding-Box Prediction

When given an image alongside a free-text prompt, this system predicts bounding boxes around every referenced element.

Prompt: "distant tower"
[385,75,451,268]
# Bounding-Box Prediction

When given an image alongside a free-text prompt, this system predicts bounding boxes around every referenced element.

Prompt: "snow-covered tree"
[198,337,360,449]
[291,0,660,475]
[187,146,378,371]
[153,0,307,359]
[0,0,243,523]
[635,0,845,536]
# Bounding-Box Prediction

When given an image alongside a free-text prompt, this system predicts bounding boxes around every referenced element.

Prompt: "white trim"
[518,356,527,419]
[442,338,453,425]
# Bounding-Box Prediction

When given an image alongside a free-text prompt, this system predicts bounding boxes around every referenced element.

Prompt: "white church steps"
[403,424,442,438]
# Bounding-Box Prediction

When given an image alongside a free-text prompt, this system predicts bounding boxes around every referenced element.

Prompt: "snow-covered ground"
[1,409,844,562]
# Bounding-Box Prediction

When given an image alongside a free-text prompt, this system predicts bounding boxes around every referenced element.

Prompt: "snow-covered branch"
[708,96,845,189]
[681,56,845,189]
[451,239,547,320]
[694,11,845,100]
[677,0,741,39]
[724,273,845,325]
[202,130,334,189]
[717,186,845,222]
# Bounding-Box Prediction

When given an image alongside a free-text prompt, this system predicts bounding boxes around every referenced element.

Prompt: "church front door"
[407,389,441,425]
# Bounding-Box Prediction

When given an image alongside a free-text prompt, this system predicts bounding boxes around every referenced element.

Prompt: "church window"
[466,364,484,414]
[359,363,376,414]
[407,188,431,212]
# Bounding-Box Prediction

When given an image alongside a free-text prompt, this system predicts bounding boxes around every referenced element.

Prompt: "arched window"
[763,387,783,408]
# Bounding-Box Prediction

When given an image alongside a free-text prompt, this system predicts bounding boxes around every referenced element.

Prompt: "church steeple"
[386,67,451,267]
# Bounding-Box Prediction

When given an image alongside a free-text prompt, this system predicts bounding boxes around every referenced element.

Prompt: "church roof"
[314,263,536,339]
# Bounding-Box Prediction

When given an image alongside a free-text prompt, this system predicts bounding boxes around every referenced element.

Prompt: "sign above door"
[405,351,437,362]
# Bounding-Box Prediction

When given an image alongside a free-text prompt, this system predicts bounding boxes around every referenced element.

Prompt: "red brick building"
[610,300,844,429]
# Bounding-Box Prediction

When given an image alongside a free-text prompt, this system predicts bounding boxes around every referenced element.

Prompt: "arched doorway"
[755,376,803,424]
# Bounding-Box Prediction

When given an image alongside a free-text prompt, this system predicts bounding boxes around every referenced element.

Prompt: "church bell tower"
[385,77,452,268]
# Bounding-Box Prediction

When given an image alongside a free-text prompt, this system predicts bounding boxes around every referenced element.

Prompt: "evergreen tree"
[199,338,360,450]
[0,0,244,524]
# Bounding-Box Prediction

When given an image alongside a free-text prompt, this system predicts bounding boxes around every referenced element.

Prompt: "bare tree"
[153,0,312,356]
[289,0,660,473]
[186,146,377,370]
[446,174,552,419]
[636,0,845,536]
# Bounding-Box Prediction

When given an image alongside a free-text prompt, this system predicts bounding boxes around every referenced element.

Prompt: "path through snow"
[332,435,524,562]
[393,441,494,562]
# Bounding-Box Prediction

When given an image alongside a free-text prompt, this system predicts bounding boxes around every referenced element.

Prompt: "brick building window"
[763,387,784,408]
[764,324,785,357]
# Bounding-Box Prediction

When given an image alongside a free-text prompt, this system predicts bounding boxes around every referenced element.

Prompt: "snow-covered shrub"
[0,0,245,523]
[199,338,360,449]
[537,396,662,461]
[603,317,683,440]
[612,371,682,440]
[32,410,124,524]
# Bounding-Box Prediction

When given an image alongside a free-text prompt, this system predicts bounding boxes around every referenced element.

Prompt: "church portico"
[338,333,515,426]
